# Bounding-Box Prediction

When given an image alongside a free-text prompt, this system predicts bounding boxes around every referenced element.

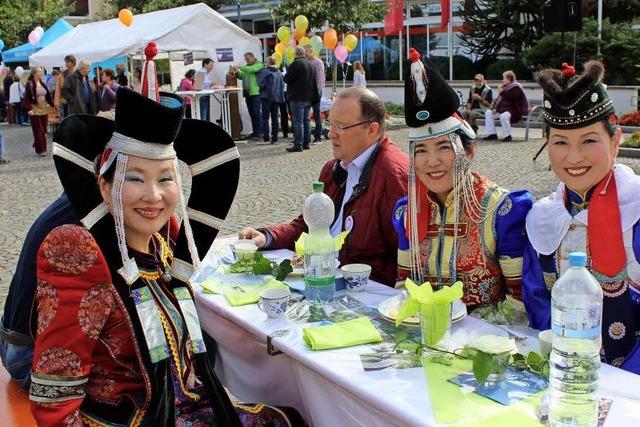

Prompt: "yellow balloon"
[344,34,358,52]
[299,36,311,47]
[284,46,295,64]
[294,15,309,33]
[275,42,285,54]
[277,26,291,43]
[272,52,283,68]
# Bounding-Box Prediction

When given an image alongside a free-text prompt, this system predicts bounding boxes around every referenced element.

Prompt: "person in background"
[24,67,54,156]
[179,69,196,118]
[4,69,14,123]
[197,58,215,122]
[92,66,103,88]
[259,56,284,144]
[483,70,528,142]
[232,52,264,139]
[132,67,142,93]
[279,66,290,139]
[463,74,493,133]
[62,59,97,115]
[115,62,129,87]
[240,88,410,286]
[283,46,317,152]
[8,75,22,125]
[46,69,59,95]
[353,61,367,88]
[60,55,76,118]
[304,45,325,144]
[97,68,119,119]
[0,129,8,164]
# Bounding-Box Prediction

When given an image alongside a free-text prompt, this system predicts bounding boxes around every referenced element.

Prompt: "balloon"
[310,35,323,51]
[119,8,133,27]
[277,26,291,43]
[323,29,338,50]
[313,47,321,57]
[344,34,358,52]
[34,26,45,37]
[294,15,309,33]
[275,42,285,55]
[284,46,295,64]
[0,39,4,52]
[15,66,24,77]
[272,52,283,68]
[299,36,310,47]
[28,31,40,46]
[287,37,296,47]
[335,45,349,63]
[294,30,305,42]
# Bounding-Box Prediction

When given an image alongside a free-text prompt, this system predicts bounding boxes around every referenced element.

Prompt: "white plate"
[377,295,467,326]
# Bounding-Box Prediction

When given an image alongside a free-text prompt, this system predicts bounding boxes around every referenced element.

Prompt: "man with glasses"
[463,74,492,133]
[239,88,409,286]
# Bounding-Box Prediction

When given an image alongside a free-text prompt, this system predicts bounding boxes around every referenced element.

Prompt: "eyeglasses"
[324,120,372,134]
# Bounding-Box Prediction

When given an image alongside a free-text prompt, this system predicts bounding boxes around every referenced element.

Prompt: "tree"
[270,0,386,93]
[523,17,640,86]
[582,0,640,24]
[0,0,70,50]
[460,0,545,61]
[98,0,235,19]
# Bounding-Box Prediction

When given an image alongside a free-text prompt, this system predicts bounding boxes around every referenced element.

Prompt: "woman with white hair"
[61,58,97,115]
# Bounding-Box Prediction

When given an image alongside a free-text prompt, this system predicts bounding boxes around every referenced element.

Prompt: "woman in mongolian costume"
[393,49,533,324]
[28,88,304,425]
[523,61,640,374]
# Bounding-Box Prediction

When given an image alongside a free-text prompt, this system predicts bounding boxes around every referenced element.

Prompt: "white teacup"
[340,263,372,292]
[231,239,257,261]
[258,288,290,318]
[538,329,553,357]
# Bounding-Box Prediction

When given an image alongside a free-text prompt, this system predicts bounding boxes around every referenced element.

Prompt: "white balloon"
[15,66,24,77]
[34,26,44,36]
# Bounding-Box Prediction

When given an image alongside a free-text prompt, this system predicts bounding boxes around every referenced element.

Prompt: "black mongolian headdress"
[538,61,616,129]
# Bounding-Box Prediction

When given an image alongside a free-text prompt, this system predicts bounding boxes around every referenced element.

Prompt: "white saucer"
[377,295,467,326]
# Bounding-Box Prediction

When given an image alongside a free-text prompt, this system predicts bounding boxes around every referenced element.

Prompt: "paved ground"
[1,122,640,313]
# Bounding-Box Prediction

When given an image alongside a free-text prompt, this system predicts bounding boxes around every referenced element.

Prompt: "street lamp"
[236,0,241,27]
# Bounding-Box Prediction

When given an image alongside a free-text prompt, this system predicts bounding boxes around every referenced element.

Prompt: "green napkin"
[201,278,289,306]
[424,358,543,426]
[294,230,350,255]
[303,317,382,350]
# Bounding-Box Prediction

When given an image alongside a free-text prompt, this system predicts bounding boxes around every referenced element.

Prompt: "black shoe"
[483,134,498,140]
[502,135,512,142]
[286,146,303,152]
[303,145,310,150]
[471,125,479,133]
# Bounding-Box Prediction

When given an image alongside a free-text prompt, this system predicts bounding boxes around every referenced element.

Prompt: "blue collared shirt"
[330,141,379,237]
[200,67,212,90]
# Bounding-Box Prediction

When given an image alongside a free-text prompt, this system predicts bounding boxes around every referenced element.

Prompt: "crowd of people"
[0,46,638,425]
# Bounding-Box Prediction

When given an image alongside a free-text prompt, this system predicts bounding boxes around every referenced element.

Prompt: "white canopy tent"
[29,3,261,134]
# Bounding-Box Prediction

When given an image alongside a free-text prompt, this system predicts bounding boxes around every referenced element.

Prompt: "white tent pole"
[448,2,453,81]
[406,2,410,57]
[597,0,603,56]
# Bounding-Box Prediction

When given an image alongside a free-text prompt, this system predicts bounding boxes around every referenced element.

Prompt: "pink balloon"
[28,31,40,46]
[335,45,349,63]
[288,37,297,47]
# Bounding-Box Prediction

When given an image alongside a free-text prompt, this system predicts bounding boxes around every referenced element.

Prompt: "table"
[175,88,242,137]
[193,241,640,427]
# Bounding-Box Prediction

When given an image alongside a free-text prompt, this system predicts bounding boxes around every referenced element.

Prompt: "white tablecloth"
[193,243,640,427]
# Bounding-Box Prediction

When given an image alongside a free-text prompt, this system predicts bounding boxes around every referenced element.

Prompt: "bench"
[524,100,543,141]
[0,364,36,426]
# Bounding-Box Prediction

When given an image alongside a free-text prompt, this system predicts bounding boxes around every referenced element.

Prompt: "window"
[67,0,89,17]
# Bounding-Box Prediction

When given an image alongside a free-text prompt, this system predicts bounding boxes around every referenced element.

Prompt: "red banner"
[441,0,450,31]
[384,0,404,36]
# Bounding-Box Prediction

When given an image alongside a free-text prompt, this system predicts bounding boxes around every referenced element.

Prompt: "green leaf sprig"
[230,252,293,281]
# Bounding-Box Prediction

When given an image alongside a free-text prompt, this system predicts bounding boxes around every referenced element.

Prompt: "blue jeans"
[311,100,322,141]
[199,95,210,122]
[0,333,33,389]
[0,131,4,157]
[290,101,311,149]
[246,95,262,137]
[261,99,279,142]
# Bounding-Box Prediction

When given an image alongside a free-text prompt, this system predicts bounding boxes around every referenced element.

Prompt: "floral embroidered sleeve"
[392,196,411,284]
[29,225,115,426]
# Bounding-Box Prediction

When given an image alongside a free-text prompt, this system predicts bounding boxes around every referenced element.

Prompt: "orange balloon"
[294,30,305,42]
[275,42,285,55]
[323,29,338,50]
[118,9,133,27]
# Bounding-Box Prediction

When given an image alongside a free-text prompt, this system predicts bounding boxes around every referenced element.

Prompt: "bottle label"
[304,276,335,288]
[551,302,601,339]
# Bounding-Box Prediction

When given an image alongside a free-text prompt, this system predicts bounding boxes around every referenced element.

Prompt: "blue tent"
[2,18,73,64]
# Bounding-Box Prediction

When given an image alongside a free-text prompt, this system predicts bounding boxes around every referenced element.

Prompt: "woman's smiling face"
[547,121,621,194]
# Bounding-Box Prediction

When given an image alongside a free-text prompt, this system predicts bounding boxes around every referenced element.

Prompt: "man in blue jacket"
[259,56,285,144]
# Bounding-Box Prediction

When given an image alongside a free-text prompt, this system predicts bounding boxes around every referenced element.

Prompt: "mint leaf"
[527,351,543,366]
[472,351,495,383]
[273,259,293,281]
[252,253,274,275]
[394,330,409,344]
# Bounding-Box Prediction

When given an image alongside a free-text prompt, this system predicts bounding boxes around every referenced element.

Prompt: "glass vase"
[419,302,452,350]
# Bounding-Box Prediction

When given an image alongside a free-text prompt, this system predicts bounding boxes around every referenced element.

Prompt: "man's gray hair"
[336,87,386,136]
[294,46,306,59]
[78,59,91,70]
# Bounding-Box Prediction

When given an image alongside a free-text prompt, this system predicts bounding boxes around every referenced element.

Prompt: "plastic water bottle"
[549,252,603,427]
[303,182,336,303]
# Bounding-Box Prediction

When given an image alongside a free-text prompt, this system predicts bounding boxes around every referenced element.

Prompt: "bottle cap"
[568,252,587,267]
[313,182,324,191]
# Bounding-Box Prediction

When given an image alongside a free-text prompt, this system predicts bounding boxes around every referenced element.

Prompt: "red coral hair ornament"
[561,62,576,78]
[408,48,421,63]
